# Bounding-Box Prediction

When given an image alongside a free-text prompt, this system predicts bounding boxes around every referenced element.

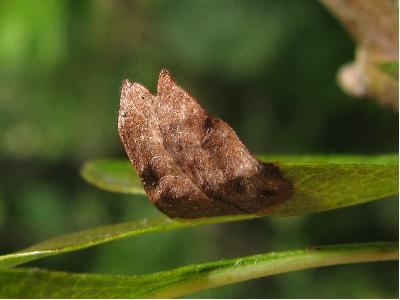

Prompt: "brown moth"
[118,70,293,218]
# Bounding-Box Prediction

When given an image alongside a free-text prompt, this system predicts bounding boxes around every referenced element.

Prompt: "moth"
[118,70,293,218]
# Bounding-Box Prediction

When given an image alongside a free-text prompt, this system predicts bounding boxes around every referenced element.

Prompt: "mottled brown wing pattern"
[118,70,293,218]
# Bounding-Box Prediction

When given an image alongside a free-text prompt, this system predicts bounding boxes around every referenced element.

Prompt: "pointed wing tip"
[159,68,172,79]
[157,69,175,94]
[120,79,133,93]
[121,79,151,95]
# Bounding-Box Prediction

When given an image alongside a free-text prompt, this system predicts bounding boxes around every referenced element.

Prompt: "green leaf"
[0,215,254,269]
[0,242,397,298]
[82,155,398,216]
[1,154,396,269]
[380,61,399,80]
[81,159,145,195]
[263,155,398,216]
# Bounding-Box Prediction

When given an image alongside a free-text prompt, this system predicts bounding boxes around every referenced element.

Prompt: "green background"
[0,0,398,298]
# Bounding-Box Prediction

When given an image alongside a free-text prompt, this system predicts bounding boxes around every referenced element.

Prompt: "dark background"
[0,0,398,298]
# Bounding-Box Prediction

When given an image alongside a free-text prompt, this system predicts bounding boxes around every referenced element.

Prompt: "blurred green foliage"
[0,0,397,298]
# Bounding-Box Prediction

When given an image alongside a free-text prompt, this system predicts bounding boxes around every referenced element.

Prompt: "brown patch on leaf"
[118,70,293,218]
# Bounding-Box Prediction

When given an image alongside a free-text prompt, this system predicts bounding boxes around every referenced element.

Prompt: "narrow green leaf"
[267,161,398,216]
[380,61,399,80]
[261,154,398,216]
[81,159,145,195]
[1,155,397,269]
[0,215,254,269]
[81,155,398,216]
[0,242,397,298]
[82,155,397,194]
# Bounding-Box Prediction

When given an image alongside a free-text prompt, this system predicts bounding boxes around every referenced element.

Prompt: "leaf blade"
[0,215,254,269]
[0,242,397,298]
[267,162,398,216]
[0,155,397,269]
[81,159,145,195]
[81,155,399,216]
